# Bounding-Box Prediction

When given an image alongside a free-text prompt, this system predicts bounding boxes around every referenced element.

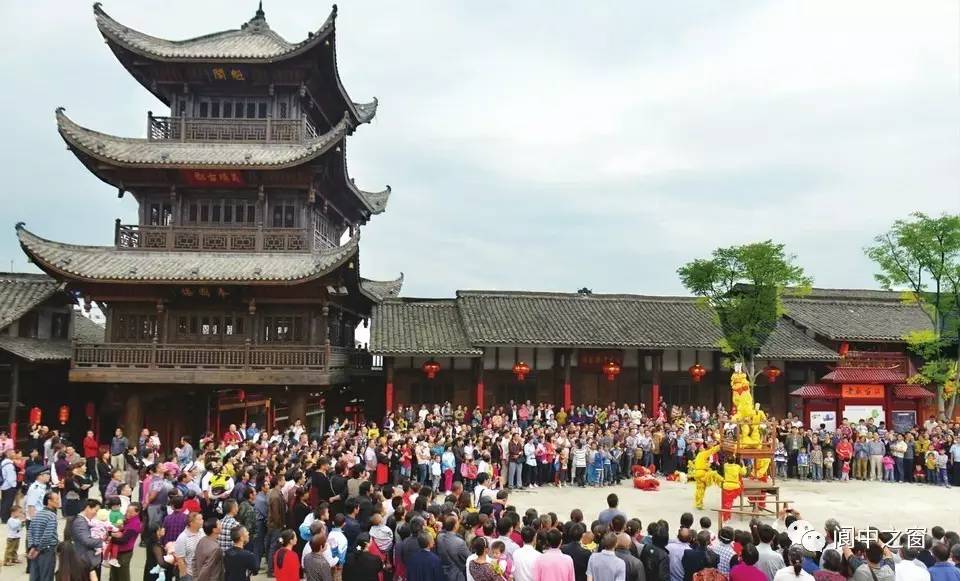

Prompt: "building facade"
[17,4,398,444]
[370,288,937,425]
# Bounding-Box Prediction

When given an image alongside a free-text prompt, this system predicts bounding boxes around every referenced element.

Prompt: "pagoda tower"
[17,3,400,441]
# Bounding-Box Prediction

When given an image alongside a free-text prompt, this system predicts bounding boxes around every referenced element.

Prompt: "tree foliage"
[865,212,960,416]
[678,241,812,379]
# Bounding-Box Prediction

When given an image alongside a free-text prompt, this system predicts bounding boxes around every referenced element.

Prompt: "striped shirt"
[29,508,59,550]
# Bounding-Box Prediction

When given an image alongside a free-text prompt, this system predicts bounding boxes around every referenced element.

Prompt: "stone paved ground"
[1,478,957,580]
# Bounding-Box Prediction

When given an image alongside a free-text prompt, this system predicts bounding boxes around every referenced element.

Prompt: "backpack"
[693,568,727,581]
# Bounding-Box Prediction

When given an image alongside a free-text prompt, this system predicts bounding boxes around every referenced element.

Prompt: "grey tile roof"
[370,291,838,360]
[782,297,932,341]
[370,299,482,357]
[359,186,392,215]
[360,274,404,302]
[456,291,724,349]
[17,224,358,285]
[94,2,334,61]
[758,319,840,361]
[0,273,61,330]
[0,313,105,362]
[57,108,350,170]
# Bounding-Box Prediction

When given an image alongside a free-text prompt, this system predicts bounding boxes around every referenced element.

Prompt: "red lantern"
[29,407,42,425]
[237,389,246,403]
[689,363,707,383]
[58,405,70,425]
[422,359,441,380]
[84,402,95,420]
[601,360,622,382]
[512,361,531,382]
[763,365,782,383]
[838,342,850,358]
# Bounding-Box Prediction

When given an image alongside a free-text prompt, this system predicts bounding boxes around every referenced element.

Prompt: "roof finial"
[254,0,265,19]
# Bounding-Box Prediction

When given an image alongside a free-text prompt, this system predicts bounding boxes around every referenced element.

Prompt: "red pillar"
[476,381,485,410]
[651,350,663,414]
[651,384,660,415]
[563,383,572,410]
[384,358,395,416]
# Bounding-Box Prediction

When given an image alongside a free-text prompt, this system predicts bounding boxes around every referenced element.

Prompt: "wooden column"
[384,357,395,415]
[123,391,143,443]
[651,350,663,414]
[563,349,573,410]
[7,361,19,441]
[289,390,307,426]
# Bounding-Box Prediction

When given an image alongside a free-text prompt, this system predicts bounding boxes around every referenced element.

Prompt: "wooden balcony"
[70,342,352,385]
[115,223,327,252]
[147,113,319,144]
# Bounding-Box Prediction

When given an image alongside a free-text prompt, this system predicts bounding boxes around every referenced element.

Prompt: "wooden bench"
[711,507,773,524]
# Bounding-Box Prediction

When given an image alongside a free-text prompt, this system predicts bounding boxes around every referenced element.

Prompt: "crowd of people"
[0,399,959,581]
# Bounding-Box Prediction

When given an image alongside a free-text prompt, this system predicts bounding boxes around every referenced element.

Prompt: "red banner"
[180,169,246,187]
[842,384,885,399]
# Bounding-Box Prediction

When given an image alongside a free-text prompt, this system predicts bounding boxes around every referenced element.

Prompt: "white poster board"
[843,405,884,425]
[809,410,837,432]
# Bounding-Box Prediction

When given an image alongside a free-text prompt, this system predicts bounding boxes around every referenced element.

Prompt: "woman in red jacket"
[274,529,301,581]
[82,430,99,480]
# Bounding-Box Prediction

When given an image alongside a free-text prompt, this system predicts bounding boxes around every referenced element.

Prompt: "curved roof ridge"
[93,2,336,61]
[359,272,403,302]
[455,289,699,302]
[17,223,359,285]
[55,107,352,169]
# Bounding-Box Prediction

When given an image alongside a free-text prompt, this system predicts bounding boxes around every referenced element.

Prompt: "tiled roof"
[370,299,482,357]
[892,385,935,400]
[820,367,906,384]
[0,312,105,362]
[94,2,334,61]
[93,4,375,126]
[359,186,392,215]
[0,273,61,330]
[57,108,350,170]
[801,288,915,301]
[17,224,358,285]
[783,296,932,341]
[360,274,403,302]
[456,291,723,349]
[791,384,841,399]
[757,319,841,361]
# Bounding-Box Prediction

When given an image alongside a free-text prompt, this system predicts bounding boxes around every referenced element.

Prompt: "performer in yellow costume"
[691,442,722,509]
[721,456,746,522]
[730,367,771,479]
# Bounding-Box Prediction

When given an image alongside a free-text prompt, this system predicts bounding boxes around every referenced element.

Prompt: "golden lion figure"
[730,368,771,479]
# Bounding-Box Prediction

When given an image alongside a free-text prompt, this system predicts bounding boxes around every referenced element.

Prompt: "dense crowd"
[0,400,960,581]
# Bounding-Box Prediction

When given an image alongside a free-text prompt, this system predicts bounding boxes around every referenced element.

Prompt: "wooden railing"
[72,342,354,372]
[114,222,312,252]
[147,113,318,144]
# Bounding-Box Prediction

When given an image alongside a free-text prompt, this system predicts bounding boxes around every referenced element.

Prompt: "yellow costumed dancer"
[721,457,746,522]
[730,367,771,479]
[691,443,722,510]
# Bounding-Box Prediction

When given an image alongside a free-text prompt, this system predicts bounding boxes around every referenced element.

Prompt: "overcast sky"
[1,1,957,298]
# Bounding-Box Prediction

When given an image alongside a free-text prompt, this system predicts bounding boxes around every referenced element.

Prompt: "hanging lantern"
[58,405,70,425]
[601,360,622,382]
[688,363,707,383]
[763,365,782,383]
[838,342,850,358]
[512,361,531,382]
[237,389,246,403]
[84,402,96,420]
[29,407,42,425]
[422,359,441,380]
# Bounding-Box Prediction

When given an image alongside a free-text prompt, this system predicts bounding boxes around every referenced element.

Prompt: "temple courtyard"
[1,478,957,580]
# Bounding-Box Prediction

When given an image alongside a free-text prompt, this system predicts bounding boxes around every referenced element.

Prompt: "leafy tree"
[865,212,960,417]
[678,241,812,382]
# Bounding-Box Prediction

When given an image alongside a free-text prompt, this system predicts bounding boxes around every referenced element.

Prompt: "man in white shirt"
[512,527,541,581]
[895,546,931,581]
[756,525,786,581]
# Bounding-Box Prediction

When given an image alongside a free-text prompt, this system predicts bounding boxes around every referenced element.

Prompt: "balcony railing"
[147,113,319,144]
[72,342,352,373]
[115,223,314,252]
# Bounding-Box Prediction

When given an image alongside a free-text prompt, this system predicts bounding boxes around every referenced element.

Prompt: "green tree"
[865,212,960,417]
[678,241,812,382]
